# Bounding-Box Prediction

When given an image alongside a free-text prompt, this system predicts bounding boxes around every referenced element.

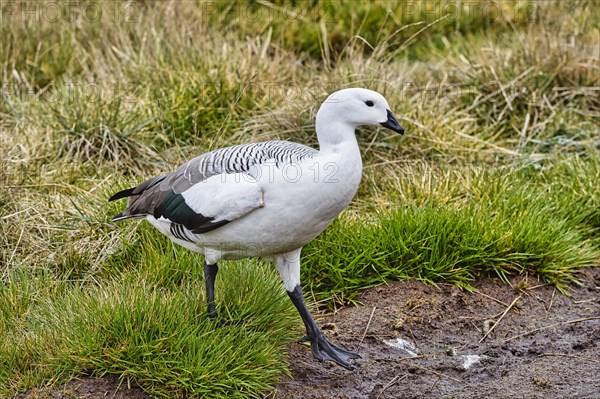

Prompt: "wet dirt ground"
[18,269,599,399]
[275,268,600,399]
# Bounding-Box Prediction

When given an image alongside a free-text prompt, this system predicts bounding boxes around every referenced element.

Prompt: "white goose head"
[316,88,404,143]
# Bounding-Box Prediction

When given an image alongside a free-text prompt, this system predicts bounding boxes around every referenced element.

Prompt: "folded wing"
[109,140,316,234]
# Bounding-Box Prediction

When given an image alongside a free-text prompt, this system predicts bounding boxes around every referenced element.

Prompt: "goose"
[109,88,404,370]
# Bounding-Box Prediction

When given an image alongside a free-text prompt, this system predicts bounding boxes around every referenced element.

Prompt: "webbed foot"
[305,331,360,370]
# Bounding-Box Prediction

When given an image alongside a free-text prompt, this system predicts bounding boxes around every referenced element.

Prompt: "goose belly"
[158,157,362,262]
[203,176,358,258]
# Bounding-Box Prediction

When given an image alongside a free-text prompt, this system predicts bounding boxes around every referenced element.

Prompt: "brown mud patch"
[17,269,599,399]
[275,268,600,399]
[16,374,147,399]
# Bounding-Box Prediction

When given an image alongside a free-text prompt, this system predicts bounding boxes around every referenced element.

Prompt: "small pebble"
[482,319,494,336]
[393,317,405,331]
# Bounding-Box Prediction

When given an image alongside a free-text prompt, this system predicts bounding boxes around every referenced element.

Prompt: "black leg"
[204,261,218,320]
[287,284,360,370]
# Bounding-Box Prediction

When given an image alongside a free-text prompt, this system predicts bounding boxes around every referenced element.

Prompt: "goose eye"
[365,100,374,107]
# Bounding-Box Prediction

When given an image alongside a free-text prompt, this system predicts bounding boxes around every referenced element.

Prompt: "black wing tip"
[111,212,125,221]
[190,219,231,234]
[111,212,146,222]
[108,187,136,202]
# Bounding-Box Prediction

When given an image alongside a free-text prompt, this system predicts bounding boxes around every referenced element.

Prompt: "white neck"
[315,105,359,153]
[314,105,363,196]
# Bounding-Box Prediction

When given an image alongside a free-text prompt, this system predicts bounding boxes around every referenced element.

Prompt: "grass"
[0,0,598,397]
[0,229,298,397]
[304,155,600,304]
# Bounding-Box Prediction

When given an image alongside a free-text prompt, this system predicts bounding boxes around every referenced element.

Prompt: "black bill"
[380,109,404,135]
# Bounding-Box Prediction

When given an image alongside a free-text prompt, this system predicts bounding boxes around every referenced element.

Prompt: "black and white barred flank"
[170,223,194,242]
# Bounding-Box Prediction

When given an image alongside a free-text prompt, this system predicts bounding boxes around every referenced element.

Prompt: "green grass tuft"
[304,158,600,305]
[0,243,298,397]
